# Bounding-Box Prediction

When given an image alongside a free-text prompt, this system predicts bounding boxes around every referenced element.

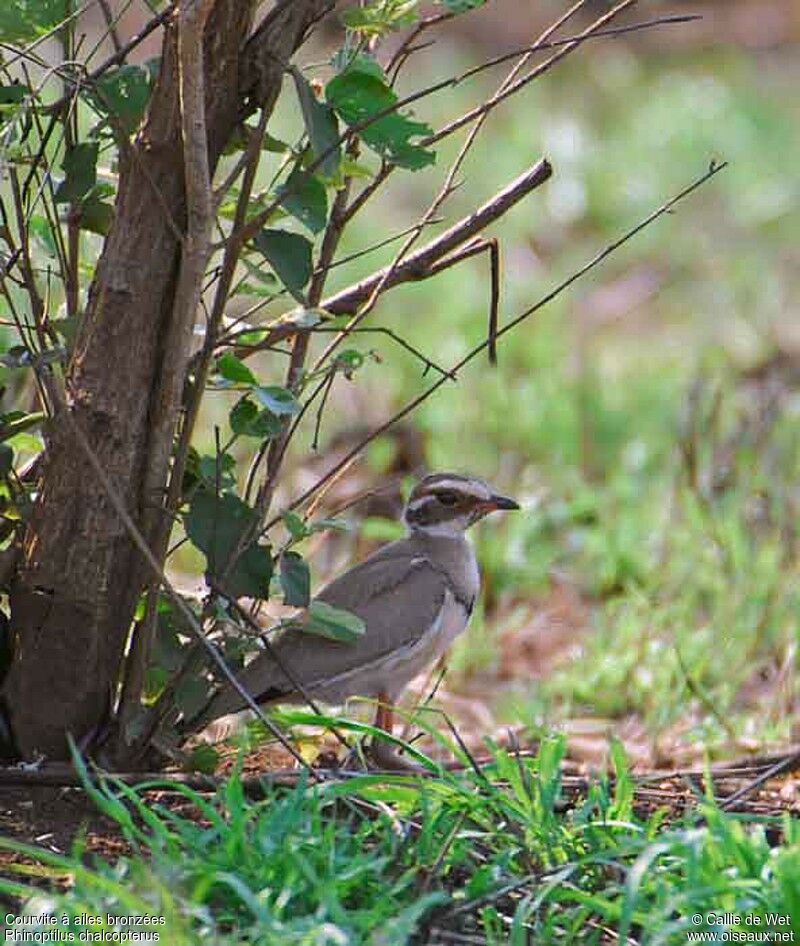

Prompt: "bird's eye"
[436,490,459,506]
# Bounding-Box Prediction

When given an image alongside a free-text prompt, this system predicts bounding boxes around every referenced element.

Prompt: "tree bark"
[4,0,333,760]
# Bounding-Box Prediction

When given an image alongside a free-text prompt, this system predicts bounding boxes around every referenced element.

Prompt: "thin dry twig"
[267,161,729,529]
[719,750,800,811]
[321,159,551,316]
[96,0,124,55]
[312,0,592,373]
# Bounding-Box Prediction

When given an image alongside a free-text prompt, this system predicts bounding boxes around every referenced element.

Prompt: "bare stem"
[266,162,729,529]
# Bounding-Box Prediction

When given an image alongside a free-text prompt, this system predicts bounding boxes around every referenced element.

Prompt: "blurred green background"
[236,4,799,764]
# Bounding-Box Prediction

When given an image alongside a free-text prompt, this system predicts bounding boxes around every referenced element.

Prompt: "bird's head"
[403,473,519,536]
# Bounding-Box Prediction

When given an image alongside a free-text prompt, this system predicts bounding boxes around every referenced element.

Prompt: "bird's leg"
[368,692,422,772]
[374,693,394,736]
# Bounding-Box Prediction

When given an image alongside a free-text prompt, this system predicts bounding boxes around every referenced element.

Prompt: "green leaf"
[0,411,43,442]
[339,157,373,180]
[335,348,366,377]
[340,1,419,34]
[0,444,13,477]
[253,385,300,416]
[292,73,340,177]
[197,452,236,491]
[233,282,275,299]
[79,187,114,235]
[55,143,98,204]
[239,258,279,291]
[0,1,65,43]
[0,84,26,106]
[94,65,152,135]
[326,64,434,170]
[282,511,348,543]
[262,132,289,153]
[277,167,328,234]
[231,328,267,346]
[49,317,79,347]
[184,491,273,599]
[229,398,282,440]
[280,551,310,606]
[282,510,309,541]
[216,353,257,386]
[29,216,58,257]
[266,306,325,335]
[439,0,486,12]
[253,229,313,303]
[337,53,386,81]
[231,544,274,601]
[387,141,437,171]
[151,624,185,676]
[305,600,366,643]
[310,517,351,535]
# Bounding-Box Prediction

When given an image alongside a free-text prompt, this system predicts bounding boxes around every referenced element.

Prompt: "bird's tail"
[184,654,289,739]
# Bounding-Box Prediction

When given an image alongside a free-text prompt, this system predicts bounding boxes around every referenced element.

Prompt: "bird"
[192,472,519,763]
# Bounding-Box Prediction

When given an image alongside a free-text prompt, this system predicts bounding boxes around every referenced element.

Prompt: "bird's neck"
[407,523,469,541]
[407,524,479,604]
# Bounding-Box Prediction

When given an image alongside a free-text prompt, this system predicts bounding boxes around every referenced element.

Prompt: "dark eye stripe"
[405,496,468,527]
[436,490,459,506]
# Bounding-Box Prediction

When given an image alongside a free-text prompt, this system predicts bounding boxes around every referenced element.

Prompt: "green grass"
[3,741,799,944]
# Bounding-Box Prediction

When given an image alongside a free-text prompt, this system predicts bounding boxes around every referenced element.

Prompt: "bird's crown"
[403,473,519,535]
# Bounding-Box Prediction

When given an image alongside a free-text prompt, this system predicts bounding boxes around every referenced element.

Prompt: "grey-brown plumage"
[194,473,519,730]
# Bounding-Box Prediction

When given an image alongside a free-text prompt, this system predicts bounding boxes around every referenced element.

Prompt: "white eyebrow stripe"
[424,479,488,499]
[405,495,435,513]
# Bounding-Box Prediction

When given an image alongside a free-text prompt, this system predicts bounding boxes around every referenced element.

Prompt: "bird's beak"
[488,493,520,511]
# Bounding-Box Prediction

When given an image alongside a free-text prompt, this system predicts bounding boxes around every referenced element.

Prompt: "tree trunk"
[4,0,332,760]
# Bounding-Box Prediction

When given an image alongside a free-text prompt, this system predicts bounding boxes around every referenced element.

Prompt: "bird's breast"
[378,587,471,697]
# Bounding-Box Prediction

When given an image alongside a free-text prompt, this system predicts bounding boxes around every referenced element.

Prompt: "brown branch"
[118,0,334,739]
[219,217,445,341]
[320,159,552,316]
[121,0,218,724]
[719,750,800,811]
[267,162,729,529]
[487,239,500,365]
[214,160,550,380]
[96,0,124,55]
[162,107,273,542]
[1,743,794,802]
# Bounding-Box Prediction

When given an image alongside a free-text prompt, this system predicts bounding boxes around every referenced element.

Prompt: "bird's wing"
[202,550,453,720]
